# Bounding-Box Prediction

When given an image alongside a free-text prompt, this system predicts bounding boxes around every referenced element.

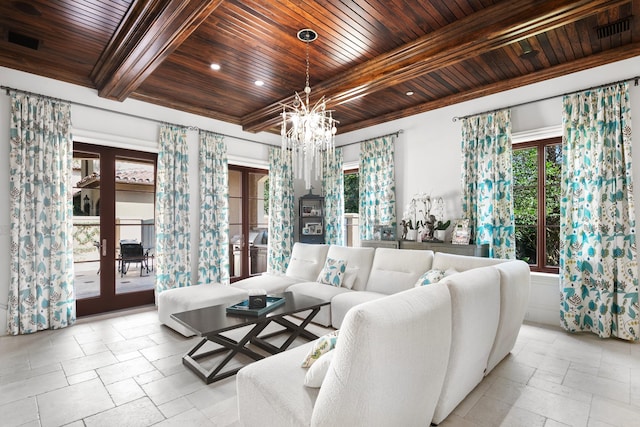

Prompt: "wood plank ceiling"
[1,0,639,136]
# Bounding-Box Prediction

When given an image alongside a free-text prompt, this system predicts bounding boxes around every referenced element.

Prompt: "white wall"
[2,55,640,333]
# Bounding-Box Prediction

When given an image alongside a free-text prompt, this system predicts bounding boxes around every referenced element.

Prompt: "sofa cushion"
[304,350,335,388]
[285,243,330,281]
[432,266,501,425]
[325,245,375,291]
[365,248,434,294]
[301,330,339,368]
[231,274,302,294]
[330,291,386,329]
[157,284,247,337]
[286,281,352,327]
[237,341,319,427]
[311,283,452,426]
[486,260,531,373]
[432,251,505,272]
[316,257,347,287]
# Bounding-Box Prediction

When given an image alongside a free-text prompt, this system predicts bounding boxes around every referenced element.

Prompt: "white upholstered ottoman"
[157,284,248,337]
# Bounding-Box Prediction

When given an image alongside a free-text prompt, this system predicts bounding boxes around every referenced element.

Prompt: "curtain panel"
[461,110,515,259]
[155,125,191,294]
[359,136,396,241]
[323,147,344,245]
[198,131,230,285]
[7,91,76,334]
[267,147,295,274]
[560,83,639,341]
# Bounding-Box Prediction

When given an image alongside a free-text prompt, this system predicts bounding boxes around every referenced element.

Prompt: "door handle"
[102,239,107,257]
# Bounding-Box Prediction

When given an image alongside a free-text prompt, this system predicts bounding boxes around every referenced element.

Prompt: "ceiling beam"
[91,0,224,101]
[338,42,640,134]
[241,0,628,134]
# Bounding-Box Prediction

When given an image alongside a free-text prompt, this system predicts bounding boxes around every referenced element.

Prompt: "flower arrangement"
[402,194,447,240]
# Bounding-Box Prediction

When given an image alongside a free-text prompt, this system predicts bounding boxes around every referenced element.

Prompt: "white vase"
[434,230,446,241]
[406,230,417,241]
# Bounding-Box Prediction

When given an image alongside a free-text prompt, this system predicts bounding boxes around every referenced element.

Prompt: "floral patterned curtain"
[359,136,396,240]
[323,147,344,245]
[8,91,75,334]
[267,147,295,274]
[198,131,230,285]
[155,125,191,294]
[461,109,515,259]
[560,83,638,341]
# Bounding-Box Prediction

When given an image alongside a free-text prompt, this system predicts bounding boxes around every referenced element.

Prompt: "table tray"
[226,296,285,316]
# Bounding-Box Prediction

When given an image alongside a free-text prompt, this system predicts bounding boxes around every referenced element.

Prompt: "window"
[344,169,359,246]
[513,137,562,273]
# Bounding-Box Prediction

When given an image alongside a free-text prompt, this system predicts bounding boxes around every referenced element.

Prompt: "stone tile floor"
[0,306,638,426]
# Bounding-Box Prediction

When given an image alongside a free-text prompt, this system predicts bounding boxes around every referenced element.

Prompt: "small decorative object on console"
[452,219,471,245]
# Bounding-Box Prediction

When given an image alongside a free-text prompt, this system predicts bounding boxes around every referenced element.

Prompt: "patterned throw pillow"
[415,269,446,287]
[316,258,347,287]
[301,330,339,368]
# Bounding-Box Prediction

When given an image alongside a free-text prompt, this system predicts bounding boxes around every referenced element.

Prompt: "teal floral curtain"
[323,147,344,245]
[560,83,638,341]
[359,136,396,240]
[267,147,295,274]
[8,91,75,334]
[461,110,515,259]
[155,125,191,294]
[198,131,229,285]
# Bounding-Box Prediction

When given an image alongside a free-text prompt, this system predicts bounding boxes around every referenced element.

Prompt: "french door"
[73,142,157,316]
[229,166,269,282]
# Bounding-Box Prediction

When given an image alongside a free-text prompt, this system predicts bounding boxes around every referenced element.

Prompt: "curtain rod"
[1,85,278,148]
[451,75,640,122]
[339,129,403,148]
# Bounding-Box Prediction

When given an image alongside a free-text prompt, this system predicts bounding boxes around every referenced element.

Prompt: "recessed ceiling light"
[255,80,264,87]
[406,91,414,96]
[210,63,221,71]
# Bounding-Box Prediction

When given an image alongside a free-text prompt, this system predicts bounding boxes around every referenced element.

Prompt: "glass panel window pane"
[73,152,101,299]
[513,147,538,266]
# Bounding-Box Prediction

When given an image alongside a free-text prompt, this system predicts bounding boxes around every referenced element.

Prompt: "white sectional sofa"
[234,244,529,426]
[157,242,530,424]
[235,250,530,426]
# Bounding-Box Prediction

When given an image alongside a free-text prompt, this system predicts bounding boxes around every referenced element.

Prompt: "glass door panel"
[72,151,102,299]
[73,143,156,316]
[229,167,269,281]
[229,169,243,280]
[114,157,156,294]
[248,171,268,275]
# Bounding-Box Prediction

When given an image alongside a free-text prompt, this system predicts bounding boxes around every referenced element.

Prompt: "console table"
[362,240,489,257]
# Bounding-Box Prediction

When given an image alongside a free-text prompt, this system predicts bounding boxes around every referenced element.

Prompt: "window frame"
[512,136,561,274]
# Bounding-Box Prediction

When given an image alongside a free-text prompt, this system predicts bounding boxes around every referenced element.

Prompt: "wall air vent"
[596,17,631,39]
[8,31,40,50]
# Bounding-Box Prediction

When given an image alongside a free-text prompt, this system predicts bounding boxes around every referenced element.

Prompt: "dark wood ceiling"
[1,0,639,135]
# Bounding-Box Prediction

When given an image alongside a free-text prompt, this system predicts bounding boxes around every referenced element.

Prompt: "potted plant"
[434,220,450,241]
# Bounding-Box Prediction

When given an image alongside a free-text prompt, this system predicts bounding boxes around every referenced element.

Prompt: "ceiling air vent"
[8,31,40,50]
[596,17,631,39]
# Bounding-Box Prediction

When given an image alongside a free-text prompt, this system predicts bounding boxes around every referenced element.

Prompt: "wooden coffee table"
[170,291,329,384]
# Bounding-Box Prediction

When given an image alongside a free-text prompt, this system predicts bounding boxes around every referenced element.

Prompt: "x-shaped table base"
[182,306,322,384]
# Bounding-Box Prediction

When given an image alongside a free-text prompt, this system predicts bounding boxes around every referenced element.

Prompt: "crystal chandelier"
[281,29,337,189]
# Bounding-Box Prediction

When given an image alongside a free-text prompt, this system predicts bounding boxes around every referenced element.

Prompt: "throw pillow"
[415,269,446,287]
[301,330,339,368]
[304,349,335,388]
[316,258,347,287]
[342,267,359,289]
